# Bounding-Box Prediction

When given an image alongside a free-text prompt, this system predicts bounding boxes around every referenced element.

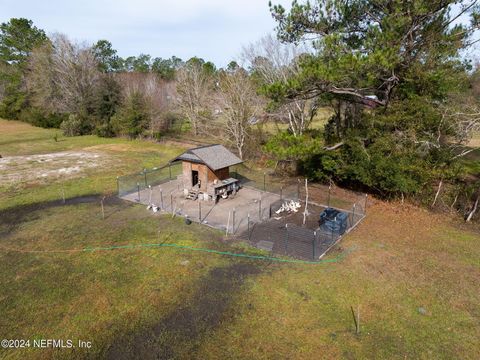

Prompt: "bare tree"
[28,33,100,115]
[218,68,261,159]
[49,33,100,114]
[176,61,213,135]
[242,34,316,136]
[27,42,58,112]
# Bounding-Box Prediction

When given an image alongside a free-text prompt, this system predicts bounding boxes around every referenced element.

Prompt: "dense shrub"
[110,92,150,138]
[60,114,84,136]
[19,108,66,128]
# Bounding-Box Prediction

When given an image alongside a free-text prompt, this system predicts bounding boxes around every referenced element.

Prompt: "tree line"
[2,0,480,220]
[0,18,223,140]
[264,0,480,219]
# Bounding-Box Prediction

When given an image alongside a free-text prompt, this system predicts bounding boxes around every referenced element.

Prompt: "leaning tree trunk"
[466,195,479,222]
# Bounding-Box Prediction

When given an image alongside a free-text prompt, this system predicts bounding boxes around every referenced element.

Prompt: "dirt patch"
[0,151,109,185]
[106,262,262,360]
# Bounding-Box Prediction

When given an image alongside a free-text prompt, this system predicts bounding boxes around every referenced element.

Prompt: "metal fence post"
[160,189,164,209]
[352,204,356,227]
[280,186,283,200]
[170,193,173,212]
[197,201,201,222]
[364,194,368,215]
[263,172,266,191]
[247,213,250,240]
[328,185,331,207]
[144,169,147,187]
[116,176,119,196]
[137,182,140,202]
[313,231,317,260]
[169,162,172,180]
[232,208,236,234]
[297,179,300,199]
[285,224,289,254]
[258,198,262,220]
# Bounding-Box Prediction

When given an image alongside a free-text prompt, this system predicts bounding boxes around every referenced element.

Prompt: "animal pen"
[117,161,366,261]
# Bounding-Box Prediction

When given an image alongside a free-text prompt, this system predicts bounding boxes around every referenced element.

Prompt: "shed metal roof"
[171,144,243,171]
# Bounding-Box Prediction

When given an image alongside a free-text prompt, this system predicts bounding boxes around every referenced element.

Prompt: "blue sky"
[1,0,292,67]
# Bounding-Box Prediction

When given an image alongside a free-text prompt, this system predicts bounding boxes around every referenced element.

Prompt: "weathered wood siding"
[182,161,192,189]
[212,167,229,181]
[182,161,230,191]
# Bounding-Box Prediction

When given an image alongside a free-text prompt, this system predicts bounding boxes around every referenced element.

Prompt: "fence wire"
[117,162,182,197]
[118,162,367,261]
[237,194,366,261]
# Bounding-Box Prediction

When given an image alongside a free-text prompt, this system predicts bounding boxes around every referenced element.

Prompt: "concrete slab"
[120,179,282,234]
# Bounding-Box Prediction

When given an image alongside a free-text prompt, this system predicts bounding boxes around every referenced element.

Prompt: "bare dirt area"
[0,151,110,186]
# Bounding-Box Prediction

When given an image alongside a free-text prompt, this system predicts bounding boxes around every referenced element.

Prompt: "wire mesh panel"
[117,162,182,197]
[284,223,317,260]
[239,197,367,261]
[118,161,367,261]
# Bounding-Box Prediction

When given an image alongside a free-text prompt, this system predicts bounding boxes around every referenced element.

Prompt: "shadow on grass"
[0,195,131,237]
[106,262,264,359]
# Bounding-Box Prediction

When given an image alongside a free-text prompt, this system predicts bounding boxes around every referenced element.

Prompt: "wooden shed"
[171,144,243,200]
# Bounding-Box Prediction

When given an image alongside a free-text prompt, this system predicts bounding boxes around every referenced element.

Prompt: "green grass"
[0,119,185,211]
[1,119,480,359]
[259,107,333,135]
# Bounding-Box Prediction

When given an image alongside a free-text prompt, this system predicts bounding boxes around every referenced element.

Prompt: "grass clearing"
[1,119,479,359]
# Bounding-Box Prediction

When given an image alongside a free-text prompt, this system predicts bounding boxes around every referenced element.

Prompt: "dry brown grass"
[194,201,480,359]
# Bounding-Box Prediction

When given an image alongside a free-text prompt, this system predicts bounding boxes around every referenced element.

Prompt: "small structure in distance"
[170,144,243,202]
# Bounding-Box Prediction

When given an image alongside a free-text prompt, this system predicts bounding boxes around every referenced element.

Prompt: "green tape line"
[83,242,350,265]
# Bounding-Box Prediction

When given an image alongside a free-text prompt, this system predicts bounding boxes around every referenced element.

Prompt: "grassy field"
[1,119,479,359]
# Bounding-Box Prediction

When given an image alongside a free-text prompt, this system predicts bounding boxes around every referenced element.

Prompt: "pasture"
[0,119,479,359]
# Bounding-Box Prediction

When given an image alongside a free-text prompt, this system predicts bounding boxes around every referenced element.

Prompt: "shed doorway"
[192,170,199,187]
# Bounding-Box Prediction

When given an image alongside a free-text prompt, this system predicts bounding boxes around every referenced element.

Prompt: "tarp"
[319,208,348,235]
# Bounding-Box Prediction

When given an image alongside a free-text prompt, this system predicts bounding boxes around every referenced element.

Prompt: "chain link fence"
[237,199,366,261]
[117,162,182,197]
[118,162,367,261]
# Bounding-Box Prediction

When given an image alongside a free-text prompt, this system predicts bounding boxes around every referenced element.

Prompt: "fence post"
[144,169,147,187]
[226,211,231,236]
[258,198,262,220]
[269,204,272,219]
[247,213,250,240]
[199,201,202,222]
[285,224,289,254]
[148,185,152,204]
[313,231,317,260]
[137,182,140,202]
[169,163,172,180]
[116,176,120,196]
[101,196,106,220]
[232,208,236,234]
[364,194,368,215]
[160,189,164,209]
[170,193,173,212]
[280,186,283,200]
[328,184,331,207]
[352,204,356,227]
[263,172,266,191]
[297,179,300,199]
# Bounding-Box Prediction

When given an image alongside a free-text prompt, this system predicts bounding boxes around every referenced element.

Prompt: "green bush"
[298,134,432,197]
[19,108,66,128]
[94,122,115,138]
[60,114,84,136]
[110,92,150,139]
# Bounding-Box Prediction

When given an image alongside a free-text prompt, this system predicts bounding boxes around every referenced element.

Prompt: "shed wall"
[181,161,230,191]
